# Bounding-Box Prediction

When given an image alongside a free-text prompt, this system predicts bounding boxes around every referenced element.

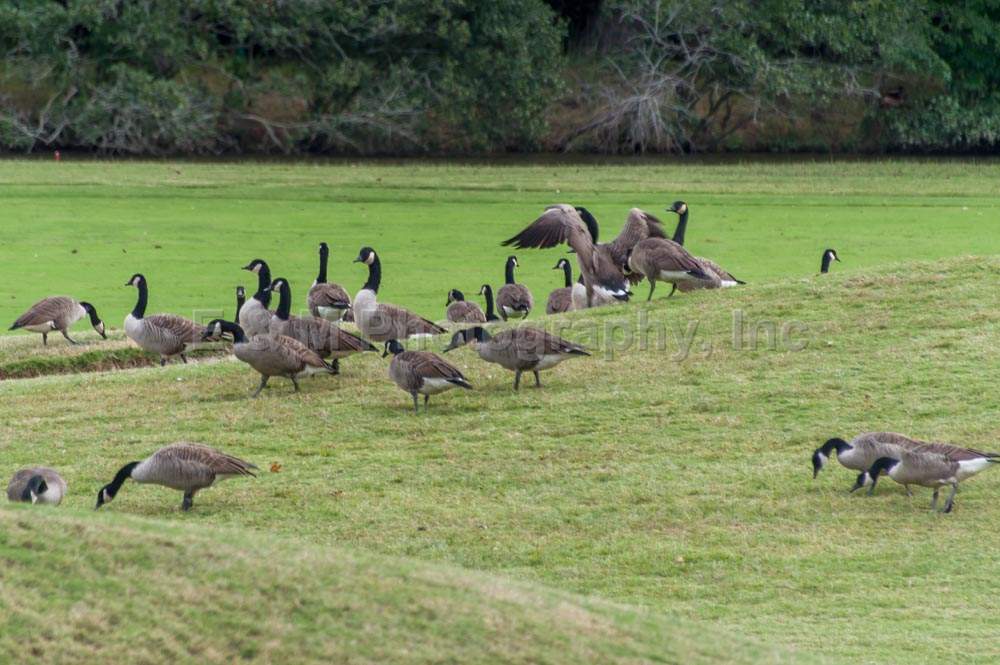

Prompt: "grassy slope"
[1,160,1000,663]
[0,509,799,664]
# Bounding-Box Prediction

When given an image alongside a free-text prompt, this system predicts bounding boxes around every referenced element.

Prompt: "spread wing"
[502,205,593,255]
[605,208,667,268]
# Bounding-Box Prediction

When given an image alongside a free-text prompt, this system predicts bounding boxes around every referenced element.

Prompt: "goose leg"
[424,394,430,410]
[60,330,78,344]
[290,375,301,392]
[514,370,522,391]
[181,490,194,511]
[180,353,188,364]
[905,485,913,497]
[667,283,677,298]
[930,488,939,511]
[943,483,958,513]
[533,370,541,388]
[160,357,167,367]
[647,281,656,301]
[411,392,419,413]
[42,332,48,346]
[332,359,340,374]
[252,375,269,398]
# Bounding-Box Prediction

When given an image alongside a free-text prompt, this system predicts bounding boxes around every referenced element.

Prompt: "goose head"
[443,326,489,352]
[447,289,465,305]
[553,258,570,270]
[20,475,48,504]
[201,318,227,342]
[506,255,519,268]
[383,339,405,357]
[824,249,840,263]
[80,301,107,338]
[236,286,246,300]
[319,241,329,256]
[242,259,268,274]
[851,457,899,495]
[667,201,688,215]
[354,247,377,265]
[124,273,145,288]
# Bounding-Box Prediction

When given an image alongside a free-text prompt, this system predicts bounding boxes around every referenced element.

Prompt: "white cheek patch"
[365,254,375,266]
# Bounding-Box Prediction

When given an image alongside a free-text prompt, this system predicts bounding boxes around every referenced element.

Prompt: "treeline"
[0,0,997,156]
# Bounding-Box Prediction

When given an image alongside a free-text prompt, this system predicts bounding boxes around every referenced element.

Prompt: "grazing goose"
[235,286,246,322]
[503,205,638,308]
[269,277,377,372]
[202,319,335,396]
[124,274,202,365]
[308,242,352,321]
[9,296,106,345]
[853,447,999,513]
[95,443,257,511]
[811,432,994,493]
[625,238,711,300]
[821,248,841,273]
[384,339,472,413]
[446,289,487,324]
[444,326,589,390]
[239,259,274,337]
[495,256,533,320]
[665,201,745,293]
[479,284,500,322]
[352,247,446,341]
[546,259,575,314]
[7,467,66,505]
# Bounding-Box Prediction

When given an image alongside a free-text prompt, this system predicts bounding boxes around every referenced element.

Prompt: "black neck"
[254,265,272,306]
[672,210,688,246]
[821,254,832,273]
[131,280,148,319]
[85,307,101,327]
[505,261,516,285]
[317,249,328,284]
[821,438,851,457]
[107,461,140,498]
[275,281,292,320]
[220,320,247,343]
[363,256,381,293]
[561,262,572,288]
[235,295,245,322]
[482,286,497,320]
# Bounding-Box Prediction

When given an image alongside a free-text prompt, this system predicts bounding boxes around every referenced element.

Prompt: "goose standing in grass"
[202,319,335,396]
[95,443,257,511]
[664,201,745,294]
[496,256,533,320]
[546,258,575,314]
[239,258,274,337]
[352,247,446,341]
[235,286,246,322]
[853,447,999,513]
[446,289,487,324]
[625,239,712,300]
[444,326,589,390]
[9,297,106,345]
[308,242,352,321]
[269,277,377,373]
[384,339,472,413]
[479,284,500,322]
[124,274,203,365]
[821,248,841,273]
[811,432,995,493]
[7,467,66,505]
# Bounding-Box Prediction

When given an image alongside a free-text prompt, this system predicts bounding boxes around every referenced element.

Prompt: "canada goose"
[202,319,335,396]
[625,238,712,300]
[9,296,107,345]
[384,339,472,413]
[821,249,841,273]
[352,247,446,341]
[446,289,487,324]
[269,277,378,372]
[239,258,274,337]
[95,443,257,511]
[7,467,66,505]
[308,242,351,320]
[496,256,534,320]
[665,201,745,293]
[503,205,653,307]
[235,286,246,322]
[124,274,203,365]
[444,326,589,390]
[479,284,500,322]
[811,432,994,493]
[853,447,999,513]
[546,259,575,314]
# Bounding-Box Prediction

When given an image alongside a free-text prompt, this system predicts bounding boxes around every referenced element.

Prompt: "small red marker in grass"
[54,150,61,162]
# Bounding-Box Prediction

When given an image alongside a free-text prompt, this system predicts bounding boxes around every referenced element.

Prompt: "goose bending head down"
[7,467,67,505]
[8,297,106,345]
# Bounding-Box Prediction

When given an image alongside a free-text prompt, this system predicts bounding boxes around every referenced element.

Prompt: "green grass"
[2,159,1000,663]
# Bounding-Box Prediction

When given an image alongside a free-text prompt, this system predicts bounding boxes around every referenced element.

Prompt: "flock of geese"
[9,200,985,514]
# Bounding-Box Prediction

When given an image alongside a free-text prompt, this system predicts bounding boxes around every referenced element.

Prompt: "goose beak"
[353,256,363,263]
[241,264,252,271]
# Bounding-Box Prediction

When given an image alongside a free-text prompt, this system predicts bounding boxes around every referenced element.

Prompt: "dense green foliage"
[0,0,999,154]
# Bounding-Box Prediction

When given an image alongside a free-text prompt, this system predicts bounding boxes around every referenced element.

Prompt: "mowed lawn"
[2,158,1000,664]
